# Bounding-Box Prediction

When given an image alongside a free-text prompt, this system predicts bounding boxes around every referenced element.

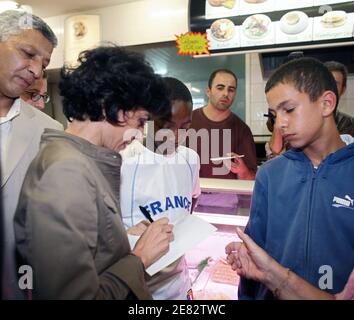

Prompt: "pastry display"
[280,11,309,35]
[194,290,232,300]
[242,14,271,38]
[210,18,235,41]
[208,0,236,9]
[284,12,300,25]
[321,10,347,28]
[208,0,225,5]
[211,260,240,285]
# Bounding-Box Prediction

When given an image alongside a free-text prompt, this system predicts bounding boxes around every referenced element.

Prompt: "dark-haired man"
[0,10,62,299]
[324,61,354,136]
[238,58,354,299]
[189,69,257,180]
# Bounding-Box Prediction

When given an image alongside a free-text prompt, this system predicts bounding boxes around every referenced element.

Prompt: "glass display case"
[186,178,254,300]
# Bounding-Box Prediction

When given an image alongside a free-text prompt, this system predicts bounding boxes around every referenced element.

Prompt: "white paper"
[128,215,217,276]
[210,155,244,161]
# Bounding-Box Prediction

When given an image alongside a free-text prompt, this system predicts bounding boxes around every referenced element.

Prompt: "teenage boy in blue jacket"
[238,57,354,299]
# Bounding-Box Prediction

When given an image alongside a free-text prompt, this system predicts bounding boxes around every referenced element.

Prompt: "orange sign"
[176,32,209,56]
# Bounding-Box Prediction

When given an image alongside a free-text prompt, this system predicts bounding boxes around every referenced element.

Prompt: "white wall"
[44,0,189,70]
[340,75,354,117]
[246,53,269,137]
[44,0,354,132]
[246,53,354,137]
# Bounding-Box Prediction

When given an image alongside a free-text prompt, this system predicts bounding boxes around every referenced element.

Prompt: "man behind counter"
[324,60,354,137]
[189,69,257,180]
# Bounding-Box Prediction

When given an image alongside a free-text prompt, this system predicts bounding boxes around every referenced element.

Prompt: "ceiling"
[15,0,141,17]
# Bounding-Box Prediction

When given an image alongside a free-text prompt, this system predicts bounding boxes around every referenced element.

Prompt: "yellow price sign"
[176,32,209,56]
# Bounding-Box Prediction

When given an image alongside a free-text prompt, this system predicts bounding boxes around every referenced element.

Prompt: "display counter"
[194,178,254,227]
[186,178,255,300]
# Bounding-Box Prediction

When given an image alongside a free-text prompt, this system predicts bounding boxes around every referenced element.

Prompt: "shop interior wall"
[41,0,189,128]
[247,53,354,138]
[41,0,354,136]
[44,45,246,129]
[127,44,246,120]
[44,0,189,70]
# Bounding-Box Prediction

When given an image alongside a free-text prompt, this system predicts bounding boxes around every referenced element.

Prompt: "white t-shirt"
[0,99,21,172]
[120,140,201,300]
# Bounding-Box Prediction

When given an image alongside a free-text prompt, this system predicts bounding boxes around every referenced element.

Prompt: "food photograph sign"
[189,0,354,54]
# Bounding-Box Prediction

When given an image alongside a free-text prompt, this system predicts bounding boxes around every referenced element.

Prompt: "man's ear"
[205,87,211,99]
[321,90,337,117]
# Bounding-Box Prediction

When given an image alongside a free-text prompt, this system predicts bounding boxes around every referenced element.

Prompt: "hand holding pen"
[131,208,174,268]
[139,206,154,223]
[223,152,255,180]
[127,207,155,236]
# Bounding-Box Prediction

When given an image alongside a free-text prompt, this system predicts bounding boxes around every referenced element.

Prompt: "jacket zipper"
[305,165,319,280]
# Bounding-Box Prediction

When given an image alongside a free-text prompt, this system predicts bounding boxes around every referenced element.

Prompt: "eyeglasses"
[25,91,50,103]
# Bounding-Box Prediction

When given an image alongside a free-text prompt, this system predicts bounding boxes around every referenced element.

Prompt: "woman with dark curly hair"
[13,45,174,300]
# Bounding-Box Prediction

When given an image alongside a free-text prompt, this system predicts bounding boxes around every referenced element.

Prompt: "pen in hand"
[139,206,154,223]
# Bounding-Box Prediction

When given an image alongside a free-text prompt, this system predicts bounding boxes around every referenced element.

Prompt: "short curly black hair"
[163,77,192,104]
[208,68,237,89]
[59,45,171,124]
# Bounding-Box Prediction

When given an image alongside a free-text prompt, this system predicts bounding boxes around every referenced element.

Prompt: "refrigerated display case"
[186,178,254,300]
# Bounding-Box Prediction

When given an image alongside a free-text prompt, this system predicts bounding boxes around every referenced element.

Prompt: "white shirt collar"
[340,134,354,146]
[0,98,21,125]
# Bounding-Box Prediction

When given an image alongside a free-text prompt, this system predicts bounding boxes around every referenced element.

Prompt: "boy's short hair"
[163,77,192,104]
[265,57,339,111]
[208,68,238,89]
[324,60,348,88]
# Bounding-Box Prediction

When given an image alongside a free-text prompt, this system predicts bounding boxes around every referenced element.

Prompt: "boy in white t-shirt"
[120,77,201,300]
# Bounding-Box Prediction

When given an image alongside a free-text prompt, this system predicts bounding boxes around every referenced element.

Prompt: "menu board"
[190,0,354,54]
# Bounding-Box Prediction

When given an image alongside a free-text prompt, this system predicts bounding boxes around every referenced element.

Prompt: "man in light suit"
[0,10,63,299]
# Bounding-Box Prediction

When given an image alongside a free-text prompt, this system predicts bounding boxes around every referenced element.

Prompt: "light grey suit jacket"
[1,100,63,299]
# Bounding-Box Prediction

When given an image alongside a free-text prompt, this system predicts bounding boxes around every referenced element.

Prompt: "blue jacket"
[239,143,354,299]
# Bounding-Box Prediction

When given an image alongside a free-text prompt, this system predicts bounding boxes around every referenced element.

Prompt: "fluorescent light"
[0,1,19,12]
[191,87,201,93]
[156,68,167,75]
[19,4,33,14]
[192,98,205,104]
[0,2,33,14]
